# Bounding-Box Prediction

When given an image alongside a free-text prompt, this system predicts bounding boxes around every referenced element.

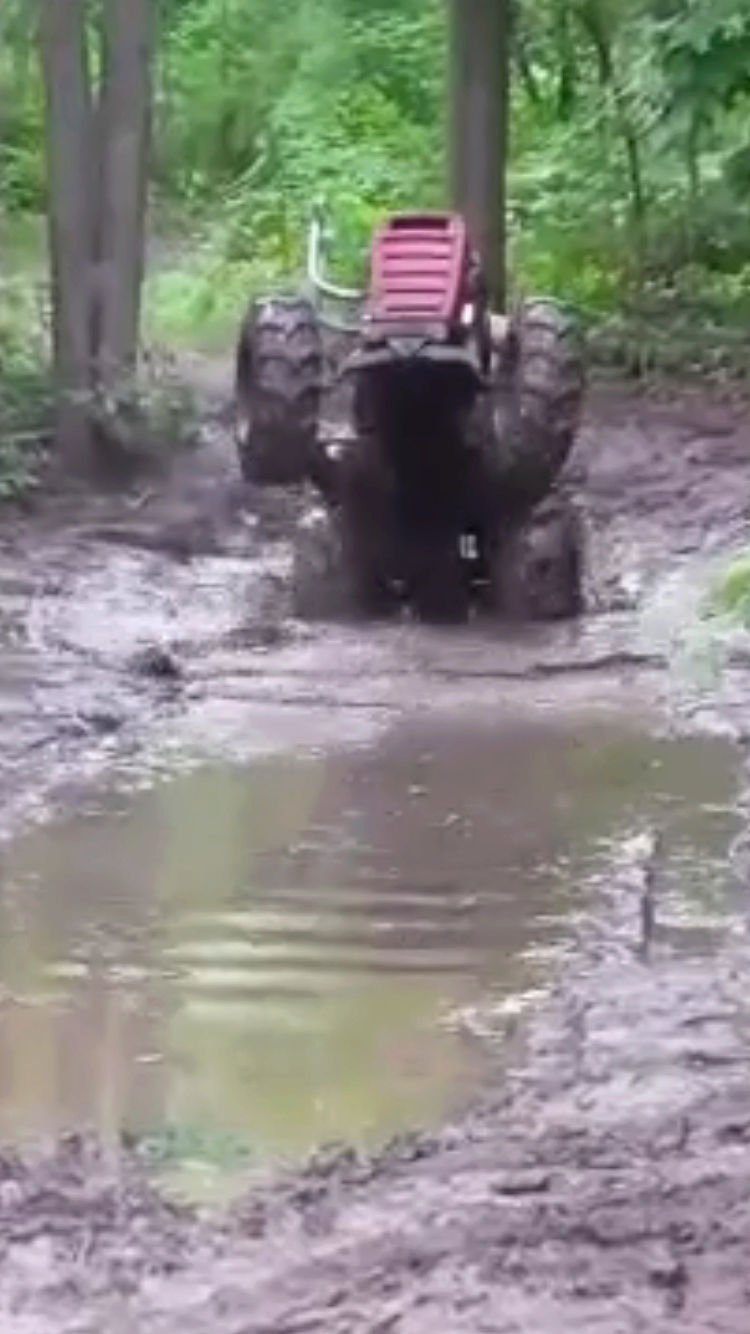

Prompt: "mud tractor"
[235,210,586,622]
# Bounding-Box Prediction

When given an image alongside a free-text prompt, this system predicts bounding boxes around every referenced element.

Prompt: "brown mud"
[1,377,750,1328]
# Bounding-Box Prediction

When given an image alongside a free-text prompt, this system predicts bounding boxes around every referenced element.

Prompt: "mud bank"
[0,378,748,1328]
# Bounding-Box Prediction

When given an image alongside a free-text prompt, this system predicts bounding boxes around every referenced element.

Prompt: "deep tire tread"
[514,297,585,454]
[235,297,323,485]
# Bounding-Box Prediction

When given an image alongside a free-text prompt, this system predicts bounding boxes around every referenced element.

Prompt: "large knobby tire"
[334,413,401,618]
[468,297,585,522]
[493,492,584,621]
[291,506,351,620]
[291,504,398,621]
[235,297,323,485]
[349,372,470,624]
[407,536,469,625]
[515,297,584,444]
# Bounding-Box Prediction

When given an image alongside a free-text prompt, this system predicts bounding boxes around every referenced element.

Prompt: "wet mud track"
[1,379,750,1328]
[1,378,749,829]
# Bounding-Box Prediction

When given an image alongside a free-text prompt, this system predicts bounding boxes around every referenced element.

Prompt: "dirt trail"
[0,376,749,1329]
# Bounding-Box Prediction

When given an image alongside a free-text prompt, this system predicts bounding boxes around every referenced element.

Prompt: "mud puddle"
[0,714,739,1203]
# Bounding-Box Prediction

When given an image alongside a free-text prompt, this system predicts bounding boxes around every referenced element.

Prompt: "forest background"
[1,0,750,485]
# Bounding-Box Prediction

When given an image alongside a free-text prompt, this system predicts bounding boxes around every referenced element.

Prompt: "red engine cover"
[368,213,469,324]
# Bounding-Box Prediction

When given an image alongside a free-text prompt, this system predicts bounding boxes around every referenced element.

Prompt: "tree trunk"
[40,0,153,471]
[448,0,510,308]
[98,0,153,384]
[39,0,95,467]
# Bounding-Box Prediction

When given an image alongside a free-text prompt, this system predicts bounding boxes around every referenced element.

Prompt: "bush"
[707,553,750,627]
[0,274,51,495]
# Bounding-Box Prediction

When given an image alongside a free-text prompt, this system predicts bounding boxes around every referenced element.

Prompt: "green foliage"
[142,0,448,349]
[707,552,750,626]
[3,0,750,371]
[506,0,750,366]
[144,248,287,351]
[0,1,46,211]
[0,275,51,496]
[660,0,750,128]
[155,0,445,288]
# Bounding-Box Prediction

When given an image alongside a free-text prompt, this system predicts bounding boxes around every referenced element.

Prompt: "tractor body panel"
[368,213,470,327]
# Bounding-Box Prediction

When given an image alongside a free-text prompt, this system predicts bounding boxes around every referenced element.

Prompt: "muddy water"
[0,716,739,1199]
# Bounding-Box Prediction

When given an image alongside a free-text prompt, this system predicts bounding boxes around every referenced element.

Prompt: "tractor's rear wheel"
[408,536,468,624]
[235,297,322,485]
[335,421,401,619]
[291,506,350,620]
[291,504,399,621]
[468,297,585,522]
[509,297,585,503]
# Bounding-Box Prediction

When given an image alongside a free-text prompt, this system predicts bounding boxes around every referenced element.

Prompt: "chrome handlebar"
[306,208,366,304]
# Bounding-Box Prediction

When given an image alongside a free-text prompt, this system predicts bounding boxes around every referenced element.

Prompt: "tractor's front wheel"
[235,297,323,485]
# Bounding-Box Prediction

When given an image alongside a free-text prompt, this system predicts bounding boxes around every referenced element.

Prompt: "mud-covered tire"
[408,537,469,625]
[291,506,351,620]
[291,505,398,621]
[492,493,584,621]
[468,297,585,520]
[335,420,401,618]
[235,297,323,485]
[512,297,585,480]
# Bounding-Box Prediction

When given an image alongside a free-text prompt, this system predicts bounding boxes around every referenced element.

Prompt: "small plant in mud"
[664,551,750,697]
[134,1122,253,1174]
[707,552,750,627]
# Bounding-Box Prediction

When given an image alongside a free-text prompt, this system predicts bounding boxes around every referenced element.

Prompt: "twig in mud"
[628,828,664,960]
[641,882,655,957]
[1,429,53,446]
[126,487,156,511]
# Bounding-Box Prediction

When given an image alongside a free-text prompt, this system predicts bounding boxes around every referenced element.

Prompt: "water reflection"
[0,718,740,1197]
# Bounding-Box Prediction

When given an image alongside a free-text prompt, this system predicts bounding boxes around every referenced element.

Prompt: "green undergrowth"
[706,552,750,628]
[0,272,51,496]
[4,0,750,375]
[143,251,285,354]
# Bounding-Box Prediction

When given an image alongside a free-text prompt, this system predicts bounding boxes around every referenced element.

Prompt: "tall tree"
[449,0,510,307]
[40,0,93,467]
[40,0,153,470]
